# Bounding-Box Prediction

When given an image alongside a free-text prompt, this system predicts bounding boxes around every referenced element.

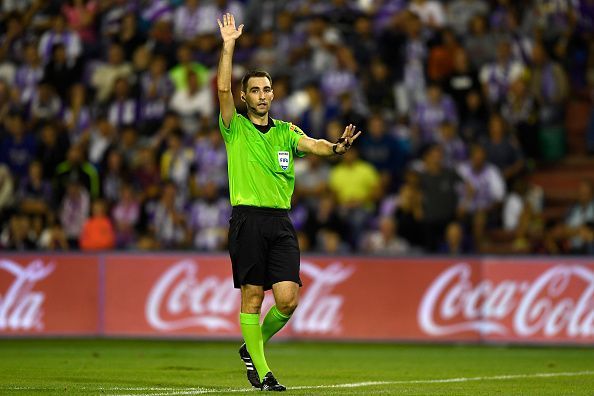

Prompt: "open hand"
[335,124,362,155]
[217,13,243,43]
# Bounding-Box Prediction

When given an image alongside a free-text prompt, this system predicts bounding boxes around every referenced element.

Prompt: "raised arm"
[297,124,362,157]
[217,13,244,128]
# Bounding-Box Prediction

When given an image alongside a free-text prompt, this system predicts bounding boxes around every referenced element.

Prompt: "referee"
[217,13,361,391]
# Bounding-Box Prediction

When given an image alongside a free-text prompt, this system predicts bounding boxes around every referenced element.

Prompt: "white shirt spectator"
[38,30,82,64]
[457,161,506,211]
[409,0,446,28]
[479,61,525,105]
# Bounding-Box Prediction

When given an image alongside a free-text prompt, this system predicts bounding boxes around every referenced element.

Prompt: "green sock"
[261,305,292,344]
[239,313,270,381]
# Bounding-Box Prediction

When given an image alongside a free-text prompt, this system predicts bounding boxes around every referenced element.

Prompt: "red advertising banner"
[0,255,99,335]
[1,254,593,344]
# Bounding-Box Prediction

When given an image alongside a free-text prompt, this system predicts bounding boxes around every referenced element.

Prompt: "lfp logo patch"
[277,151,289,170]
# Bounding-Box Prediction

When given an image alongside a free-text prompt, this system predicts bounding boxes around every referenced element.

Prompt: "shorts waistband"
[232,205,289,217]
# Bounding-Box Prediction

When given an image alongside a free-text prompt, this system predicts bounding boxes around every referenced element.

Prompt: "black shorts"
[228,205,302,291]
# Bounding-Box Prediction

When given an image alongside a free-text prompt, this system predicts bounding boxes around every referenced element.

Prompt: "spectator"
[479,40,526,108]
[394,169,424,247]
[15,43,44,104]
[28,81,62,129]
[188,180,230,250]
[106,77,138,130]
[329,146,381,210]
[192,127,228,195]
[55,145,100,200]
[36,122,69,181]
[295,154,331,205]
[0,164,14,220]
[412,83,458,146]
[83,115,115,166]
[111,183,140,248]
[298,83,338,139]
[419,145,461,251]
[101,149,128,204]
[427,28,461,83]
[363,216,410,254]
[530,41,569,126]
[446,0,489,35]
[62,0,99,46]
[133,147,161,201]
[91,43,133,103]
[43,43,81,100]
[169,69,213,135]
[250,29,283,75]
[160,129,194,190]
[0,13,26,79]
[409,0,446,29]
[38,14,82,64]
[481,113,525,183]
[438,221,472,254]
[168,43,209,91]
[38,216,69,250]
[457,144,506,247]
[0,80,13,125]
[59,179,90,247]
[436,121,467,169]
[140,55,173,135]
[0,213,37,250]
[150,181,188,248]
[114,13,146,60]
[359,112,408,191]
[459,89,488,143]
[79,198,115,250]
[320,46,360,106]
[545,180,594,254]
[304,192,348,252]
[464,15,496,69]
[63,84,92,144]
[363,57,395,112]
[501,76,539,160]
[0,112,36,180]
[173,0,203,40]
[350,15,378,70]
[444,49,480,119]
[17,161,52,216]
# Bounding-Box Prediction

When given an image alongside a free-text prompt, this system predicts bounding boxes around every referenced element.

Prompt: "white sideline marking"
[2,371,593,395]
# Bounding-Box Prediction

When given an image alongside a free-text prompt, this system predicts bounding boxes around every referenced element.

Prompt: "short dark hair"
[241,70,272,92]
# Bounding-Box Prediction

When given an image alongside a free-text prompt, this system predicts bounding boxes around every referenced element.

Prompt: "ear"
[240,91,246,102]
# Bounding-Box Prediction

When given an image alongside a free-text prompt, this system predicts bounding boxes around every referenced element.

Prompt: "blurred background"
[0,0,593,256]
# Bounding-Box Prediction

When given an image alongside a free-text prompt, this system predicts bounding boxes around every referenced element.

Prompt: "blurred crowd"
[1,0,594,254]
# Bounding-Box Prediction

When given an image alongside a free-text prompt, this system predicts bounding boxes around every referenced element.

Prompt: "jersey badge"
[277,151,290,170]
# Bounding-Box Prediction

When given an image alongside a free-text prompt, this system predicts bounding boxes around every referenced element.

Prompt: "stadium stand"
[0,0,593,254]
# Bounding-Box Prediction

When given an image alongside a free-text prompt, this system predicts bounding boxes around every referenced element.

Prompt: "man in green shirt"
[217,13,361,391]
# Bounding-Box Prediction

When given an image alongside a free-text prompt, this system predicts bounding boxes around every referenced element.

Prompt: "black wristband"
[333,144,342,155]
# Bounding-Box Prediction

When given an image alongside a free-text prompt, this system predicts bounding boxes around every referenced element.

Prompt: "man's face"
[242,77,274,117]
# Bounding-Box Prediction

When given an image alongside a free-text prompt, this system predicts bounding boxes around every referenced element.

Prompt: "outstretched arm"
[297,124,362,157]
[217,13,244,128]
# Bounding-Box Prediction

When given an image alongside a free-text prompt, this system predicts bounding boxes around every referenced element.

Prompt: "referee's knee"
[276,299,298,316]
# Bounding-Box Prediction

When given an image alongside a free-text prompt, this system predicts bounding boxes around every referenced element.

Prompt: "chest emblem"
[277,151,290,170]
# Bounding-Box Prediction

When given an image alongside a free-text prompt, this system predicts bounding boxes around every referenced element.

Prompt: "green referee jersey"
[219,110,306,209]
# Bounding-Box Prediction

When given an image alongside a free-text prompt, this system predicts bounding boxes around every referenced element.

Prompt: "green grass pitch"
[0,339,593,395]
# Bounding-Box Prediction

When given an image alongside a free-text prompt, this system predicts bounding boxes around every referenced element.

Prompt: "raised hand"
[335,124,362,155]
[217,13,243,43]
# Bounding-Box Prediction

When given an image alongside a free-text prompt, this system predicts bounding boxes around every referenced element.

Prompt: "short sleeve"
[219,110,239,143]
[288,123,306,158]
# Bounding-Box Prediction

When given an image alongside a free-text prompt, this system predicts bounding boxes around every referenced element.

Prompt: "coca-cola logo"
[418,263,594,338]
[145,260,354,334]
[0,259,55,331]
